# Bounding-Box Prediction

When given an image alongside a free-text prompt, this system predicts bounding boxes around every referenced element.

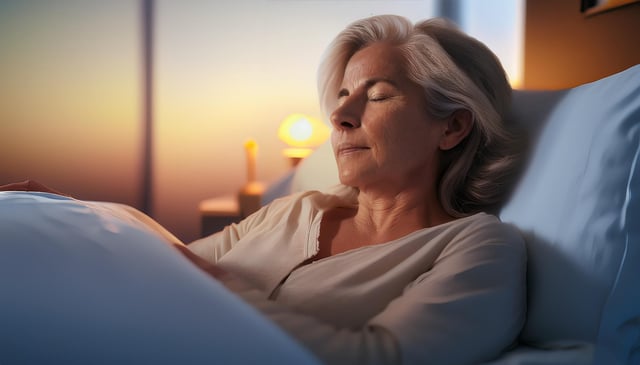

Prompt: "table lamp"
[278,113,330,166]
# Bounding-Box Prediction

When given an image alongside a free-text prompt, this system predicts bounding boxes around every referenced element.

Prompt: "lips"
[335,144,370,156]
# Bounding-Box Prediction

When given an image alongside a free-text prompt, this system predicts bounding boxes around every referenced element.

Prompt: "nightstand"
[199,195,242,237]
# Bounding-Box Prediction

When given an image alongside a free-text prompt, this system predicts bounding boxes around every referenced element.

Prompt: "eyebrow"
[338,77,400,98]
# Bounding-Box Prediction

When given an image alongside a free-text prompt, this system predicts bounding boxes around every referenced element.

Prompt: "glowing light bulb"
[277,113,331,166]
[289,118,313,142]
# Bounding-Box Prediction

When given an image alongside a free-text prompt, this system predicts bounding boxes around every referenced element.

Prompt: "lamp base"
[237,181,265,217]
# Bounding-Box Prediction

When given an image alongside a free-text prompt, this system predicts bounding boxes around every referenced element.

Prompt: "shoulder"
[440,212,525,261]
[451,212,522,242]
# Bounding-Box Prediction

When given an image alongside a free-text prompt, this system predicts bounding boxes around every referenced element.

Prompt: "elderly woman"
[185,14,526,365]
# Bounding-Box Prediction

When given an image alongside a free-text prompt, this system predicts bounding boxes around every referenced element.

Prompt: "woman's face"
[330,42,447,191]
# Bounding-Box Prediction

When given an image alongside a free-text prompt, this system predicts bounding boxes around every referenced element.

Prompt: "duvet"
[0,191,319,365]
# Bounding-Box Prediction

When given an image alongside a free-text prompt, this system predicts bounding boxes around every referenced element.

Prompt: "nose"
[329,97,361,130]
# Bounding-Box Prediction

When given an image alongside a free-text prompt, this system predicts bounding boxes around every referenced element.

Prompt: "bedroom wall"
[523,0,640,89]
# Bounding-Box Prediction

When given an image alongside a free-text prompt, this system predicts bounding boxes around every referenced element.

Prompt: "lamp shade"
[277,114,330,149]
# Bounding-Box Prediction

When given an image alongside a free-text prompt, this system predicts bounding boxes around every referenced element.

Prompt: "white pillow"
[0,192,319,364]
[501,65,640,364]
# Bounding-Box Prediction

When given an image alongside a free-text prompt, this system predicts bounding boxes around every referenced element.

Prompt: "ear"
[439,109,473,151]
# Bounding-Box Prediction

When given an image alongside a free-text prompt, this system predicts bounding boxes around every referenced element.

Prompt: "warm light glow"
[509,75,523,90]
[290,119,313,142]
[283,147,314,159]
[278,113,330,148]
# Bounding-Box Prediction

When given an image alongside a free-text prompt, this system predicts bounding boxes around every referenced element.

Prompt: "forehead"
[342,42,406,84]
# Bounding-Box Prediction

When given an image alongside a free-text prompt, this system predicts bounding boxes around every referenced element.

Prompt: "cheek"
[330,132,339,154]
[386,121,442,161]
[364,106,442,159]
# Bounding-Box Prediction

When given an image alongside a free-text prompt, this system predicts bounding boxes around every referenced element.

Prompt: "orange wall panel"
[523,0,640,89]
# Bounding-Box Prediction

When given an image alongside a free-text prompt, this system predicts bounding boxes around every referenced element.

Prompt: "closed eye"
[368,94,390,102]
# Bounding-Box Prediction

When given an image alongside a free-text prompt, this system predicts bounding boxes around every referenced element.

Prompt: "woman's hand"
[0,180,71,197]
[172,243,230,280]
[172,243,255,292]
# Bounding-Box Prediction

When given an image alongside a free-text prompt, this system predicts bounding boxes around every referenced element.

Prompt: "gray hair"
[318,15,519,216]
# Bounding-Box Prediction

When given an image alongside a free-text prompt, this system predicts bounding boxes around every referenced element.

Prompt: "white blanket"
[0,192,319,364]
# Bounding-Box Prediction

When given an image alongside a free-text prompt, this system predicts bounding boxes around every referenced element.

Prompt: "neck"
[352,184,453,243]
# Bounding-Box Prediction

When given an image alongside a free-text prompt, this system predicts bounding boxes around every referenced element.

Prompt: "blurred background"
[1,0,638,242]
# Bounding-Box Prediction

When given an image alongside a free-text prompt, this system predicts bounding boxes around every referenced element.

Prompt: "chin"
[339,169,373,188]
[337,170,357,186]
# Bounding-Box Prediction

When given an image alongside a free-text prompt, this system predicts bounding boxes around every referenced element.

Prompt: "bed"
[1,64,639,364]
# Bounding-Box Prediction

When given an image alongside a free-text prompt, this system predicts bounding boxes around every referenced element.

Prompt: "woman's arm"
[187,200,276,263]
[206,221,526,365]
[369,224,527,365]
[172,243,230,279]
[0,180,71,197]
[228,287,403,365]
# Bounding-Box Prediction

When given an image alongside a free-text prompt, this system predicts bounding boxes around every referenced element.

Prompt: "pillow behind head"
[501,65,640,364]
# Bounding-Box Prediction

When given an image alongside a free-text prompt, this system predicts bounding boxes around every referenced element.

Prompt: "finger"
[0,180,31,191]
[28,180,70,197]
[0,180,70,197]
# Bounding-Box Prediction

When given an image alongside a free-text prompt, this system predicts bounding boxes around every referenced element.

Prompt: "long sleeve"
[370,222,527,364]
[188,222,242,263]
[187,188,526,365]
[188,195,284,263]
[187,190,330,293]
[222,282,402,365]
[219,216,526,365]
[188,186,356,266]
